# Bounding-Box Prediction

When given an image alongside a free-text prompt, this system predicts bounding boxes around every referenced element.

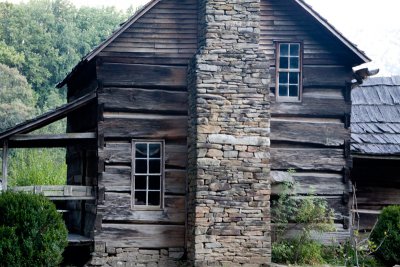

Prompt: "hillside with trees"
[0,0,131,185]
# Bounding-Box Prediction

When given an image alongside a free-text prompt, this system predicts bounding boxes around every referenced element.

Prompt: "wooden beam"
[0,93,96,142]
[2,140,8,191]
[8,133,96,148]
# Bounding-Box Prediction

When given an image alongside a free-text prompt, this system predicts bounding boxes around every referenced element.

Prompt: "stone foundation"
[87,247,186,267]
[187,0,271,266]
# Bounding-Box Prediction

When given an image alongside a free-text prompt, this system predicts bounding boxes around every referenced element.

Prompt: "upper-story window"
[276,42,302,102]
[131,140,164,209]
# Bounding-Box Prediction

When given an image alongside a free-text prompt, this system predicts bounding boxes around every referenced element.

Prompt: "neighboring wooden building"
[0,0,371,266]
[351,76,400,232]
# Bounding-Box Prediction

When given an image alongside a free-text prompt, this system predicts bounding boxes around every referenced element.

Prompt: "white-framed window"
[276,42,302,102]
[131,140,164,209]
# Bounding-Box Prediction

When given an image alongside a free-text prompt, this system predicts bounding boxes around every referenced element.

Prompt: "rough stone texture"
[86,247,186,267]
[187,0,271,266]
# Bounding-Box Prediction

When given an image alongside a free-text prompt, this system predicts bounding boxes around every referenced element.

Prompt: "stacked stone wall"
[187,0,272,266]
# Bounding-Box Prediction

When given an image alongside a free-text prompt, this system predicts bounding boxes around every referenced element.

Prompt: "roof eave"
[294,0,371,64]
[57,0,162,88]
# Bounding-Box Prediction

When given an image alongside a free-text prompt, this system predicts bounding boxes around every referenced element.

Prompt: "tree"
[0,64,37,131]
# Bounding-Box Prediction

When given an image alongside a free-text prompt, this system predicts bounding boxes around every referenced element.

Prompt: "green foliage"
[338,241,381,267]
[0,191,68,266]
[271,170,336,265]
[0,64,37,131]
[370,205,400,265]
[0,226,22,266]
[0,0,129,107]
[272,238,330,265]
[9,148,67,186]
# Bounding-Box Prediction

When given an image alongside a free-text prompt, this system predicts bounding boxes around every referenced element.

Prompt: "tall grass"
[9,148,66,186]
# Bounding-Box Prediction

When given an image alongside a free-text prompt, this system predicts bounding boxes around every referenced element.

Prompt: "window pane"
[290,57,299,69]
[149,159,161,174]
[149,176,161,190]
[135,191,146,205]
[279,85,288,97]
[135,143,147,158]
[280,44,289,56]
[148,191,160,206]
[289,72,299,84]
[289,85,299,97]
[135,176,147,190]
[279,72,288,84]
[279,56,289,69]
[149,143,161,158]
[290,44,300,56]
[135,159,147,174]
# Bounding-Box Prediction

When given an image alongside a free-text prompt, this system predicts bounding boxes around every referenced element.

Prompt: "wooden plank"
[271,119,348,146]
[100,166,185,194]
[293,172,346,195]
[97,63,187,88]
[303,66,352,87]
[0,93,96,141]
[8,133,96,148]
[271,95,350,117]
[271,148,345,171]
[99,193,185,223]
[2,140,8,191]
[99,88,188,113]
[99,115,187,140]
[96,224,185,248]
[10,185,95,200]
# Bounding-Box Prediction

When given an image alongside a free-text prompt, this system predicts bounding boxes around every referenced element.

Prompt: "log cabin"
[351,76,400,233]
[0,0,372,266]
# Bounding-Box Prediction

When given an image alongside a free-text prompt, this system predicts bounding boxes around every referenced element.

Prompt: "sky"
[1,0,399,76]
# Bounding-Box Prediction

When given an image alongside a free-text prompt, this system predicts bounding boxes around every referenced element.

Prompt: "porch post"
[2,140,8,191]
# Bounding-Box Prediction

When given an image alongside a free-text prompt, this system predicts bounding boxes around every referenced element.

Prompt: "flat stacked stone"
[187,0,271,266]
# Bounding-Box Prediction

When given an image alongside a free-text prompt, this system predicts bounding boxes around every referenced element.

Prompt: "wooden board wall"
[99,0,198,66]
[261,0,353,235]
[95,0,197,250]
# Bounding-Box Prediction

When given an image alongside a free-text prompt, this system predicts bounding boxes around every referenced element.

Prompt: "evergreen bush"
[370,205,400,265]
[0,191,68,267]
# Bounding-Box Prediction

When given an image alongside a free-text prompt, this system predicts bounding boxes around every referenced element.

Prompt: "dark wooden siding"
[96,0,197,250]
[261,0,353,236]
[99,0,198,66]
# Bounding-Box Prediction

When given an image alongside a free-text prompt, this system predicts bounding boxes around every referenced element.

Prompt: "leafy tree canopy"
[0,63,37,131]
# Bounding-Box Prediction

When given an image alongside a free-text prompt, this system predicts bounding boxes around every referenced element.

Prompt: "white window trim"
[131,140,165,210]
[276,42,303,102]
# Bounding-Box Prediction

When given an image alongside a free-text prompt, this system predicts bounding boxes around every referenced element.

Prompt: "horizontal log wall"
[100,0,198,66]
[95,0,197,253]
[261,0,352,237]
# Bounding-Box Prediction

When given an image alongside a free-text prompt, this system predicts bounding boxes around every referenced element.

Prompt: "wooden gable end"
[99,0,198,66]
[261,0,363,67]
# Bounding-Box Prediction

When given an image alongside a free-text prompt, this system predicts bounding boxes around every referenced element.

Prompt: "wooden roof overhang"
[57,0,371,89]
[0,92,97,148]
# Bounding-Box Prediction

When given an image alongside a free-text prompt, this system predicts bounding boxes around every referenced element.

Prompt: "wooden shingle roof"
[351,76,400,156]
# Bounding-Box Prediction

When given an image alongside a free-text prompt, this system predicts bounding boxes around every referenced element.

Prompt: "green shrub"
[9,148,66,186]
[370,205,400,265]
[0,191,68,267]
[272,238,326,265]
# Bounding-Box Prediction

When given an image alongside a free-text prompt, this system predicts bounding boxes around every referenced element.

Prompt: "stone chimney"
[187,0,271,266]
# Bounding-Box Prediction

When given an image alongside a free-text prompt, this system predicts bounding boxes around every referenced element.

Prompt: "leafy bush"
[0,191,68,266]
[370,205,400,265]
[9,148,66,186]
[272,238,328,265]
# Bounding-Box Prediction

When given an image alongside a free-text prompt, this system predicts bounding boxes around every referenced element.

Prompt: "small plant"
[0,191,68,266]
[271,169,335,265]
[370,205,400,265]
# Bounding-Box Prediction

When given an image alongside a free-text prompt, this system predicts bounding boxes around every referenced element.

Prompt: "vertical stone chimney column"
[187,0,271,266]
